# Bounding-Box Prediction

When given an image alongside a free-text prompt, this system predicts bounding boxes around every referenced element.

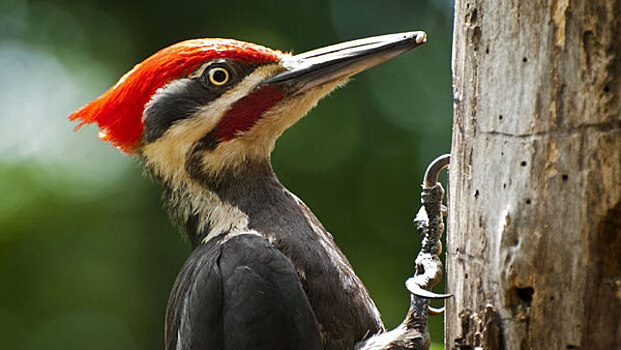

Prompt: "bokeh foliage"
[0,0,452,349]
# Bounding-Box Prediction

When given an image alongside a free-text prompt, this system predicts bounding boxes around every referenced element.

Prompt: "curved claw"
[406,279,452,300]
[427,305,445,315]
[423,154,450,188]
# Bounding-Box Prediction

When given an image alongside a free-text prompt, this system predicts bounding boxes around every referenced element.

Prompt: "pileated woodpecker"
[70,32,429,350]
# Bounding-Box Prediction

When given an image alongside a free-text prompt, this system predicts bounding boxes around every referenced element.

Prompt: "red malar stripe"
[214,85,286,140]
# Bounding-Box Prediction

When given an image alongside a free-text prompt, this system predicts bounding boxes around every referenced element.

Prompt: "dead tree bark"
[446,1,620,349]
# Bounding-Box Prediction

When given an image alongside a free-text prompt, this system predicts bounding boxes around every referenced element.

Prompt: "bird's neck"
[161,159,291,247]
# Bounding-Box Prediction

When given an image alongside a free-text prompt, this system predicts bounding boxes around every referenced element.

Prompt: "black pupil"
[212,69,227,83]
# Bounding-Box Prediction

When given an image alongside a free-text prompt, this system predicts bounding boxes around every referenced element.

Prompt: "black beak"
[262,31,427,92]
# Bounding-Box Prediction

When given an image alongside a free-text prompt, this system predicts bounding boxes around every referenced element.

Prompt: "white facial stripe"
[141,64,283,187]
[245,78,348,148]
[194,78,348,177]
[188,62,210,79]
[193,64,282,126]
[142,64,350,243]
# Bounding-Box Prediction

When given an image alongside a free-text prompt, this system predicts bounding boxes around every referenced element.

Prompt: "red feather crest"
[69,39,282,153]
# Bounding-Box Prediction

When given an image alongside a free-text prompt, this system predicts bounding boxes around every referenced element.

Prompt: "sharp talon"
[407,281,453,299]
[415,290,452,300]
[428,305,445,315]
[423,154,450,188]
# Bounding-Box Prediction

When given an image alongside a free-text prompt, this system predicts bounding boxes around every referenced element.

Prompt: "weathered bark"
[446,1,620,349]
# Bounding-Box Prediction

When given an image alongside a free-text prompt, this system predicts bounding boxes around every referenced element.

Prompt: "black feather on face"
[141,59,261,143]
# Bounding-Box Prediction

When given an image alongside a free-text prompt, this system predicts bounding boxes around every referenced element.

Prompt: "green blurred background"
[0,0,453,349]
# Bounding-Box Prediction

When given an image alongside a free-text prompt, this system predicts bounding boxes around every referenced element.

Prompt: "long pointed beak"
[262,31,427,92]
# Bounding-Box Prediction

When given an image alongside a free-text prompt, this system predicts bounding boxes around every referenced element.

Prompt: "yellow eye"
[208,67,230,85]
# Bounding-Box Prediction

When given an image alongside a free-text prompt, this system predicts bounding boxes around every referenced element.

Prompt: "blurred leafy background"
[0,0,453,349]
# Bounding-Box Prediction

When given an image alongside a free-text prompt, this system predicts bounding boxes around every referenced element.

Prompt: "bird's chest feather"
[167,165,384,349]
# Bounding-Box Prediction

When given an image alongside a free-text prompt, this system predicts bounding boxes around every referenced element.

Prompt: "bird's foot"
[408,154,451,314]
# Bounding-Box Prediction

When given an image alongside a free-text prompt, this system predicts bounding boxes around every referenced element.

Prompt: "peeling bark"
[447,0,620,349]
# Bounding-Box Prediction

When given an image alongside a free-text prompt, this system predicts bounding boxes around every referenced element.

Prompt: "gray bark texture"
[446,0,620,349]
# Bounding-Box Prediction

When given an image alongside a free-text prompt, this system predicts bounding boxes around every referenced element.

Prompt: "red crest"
[69,39,282,153]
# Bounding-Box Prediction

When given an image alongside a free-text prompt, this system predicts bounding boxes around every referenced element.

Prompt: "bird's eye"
[207,67,230,86]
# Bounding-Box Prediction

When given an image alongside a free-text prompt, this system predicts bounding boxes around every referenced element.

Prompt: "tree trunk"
[446,1,620,349]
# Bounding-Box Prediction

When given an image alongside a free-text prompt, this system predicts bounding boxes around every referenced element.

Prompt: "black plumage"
[166,234,322,350]
[161,160,384,350]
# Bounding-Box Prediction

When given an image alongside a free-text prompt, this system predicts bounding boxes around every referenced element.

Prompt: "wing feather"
[166,233,321,350]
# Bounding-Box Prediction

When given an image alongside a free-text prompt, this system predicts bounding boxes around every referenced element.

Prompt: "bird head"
[69,32,426,186]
